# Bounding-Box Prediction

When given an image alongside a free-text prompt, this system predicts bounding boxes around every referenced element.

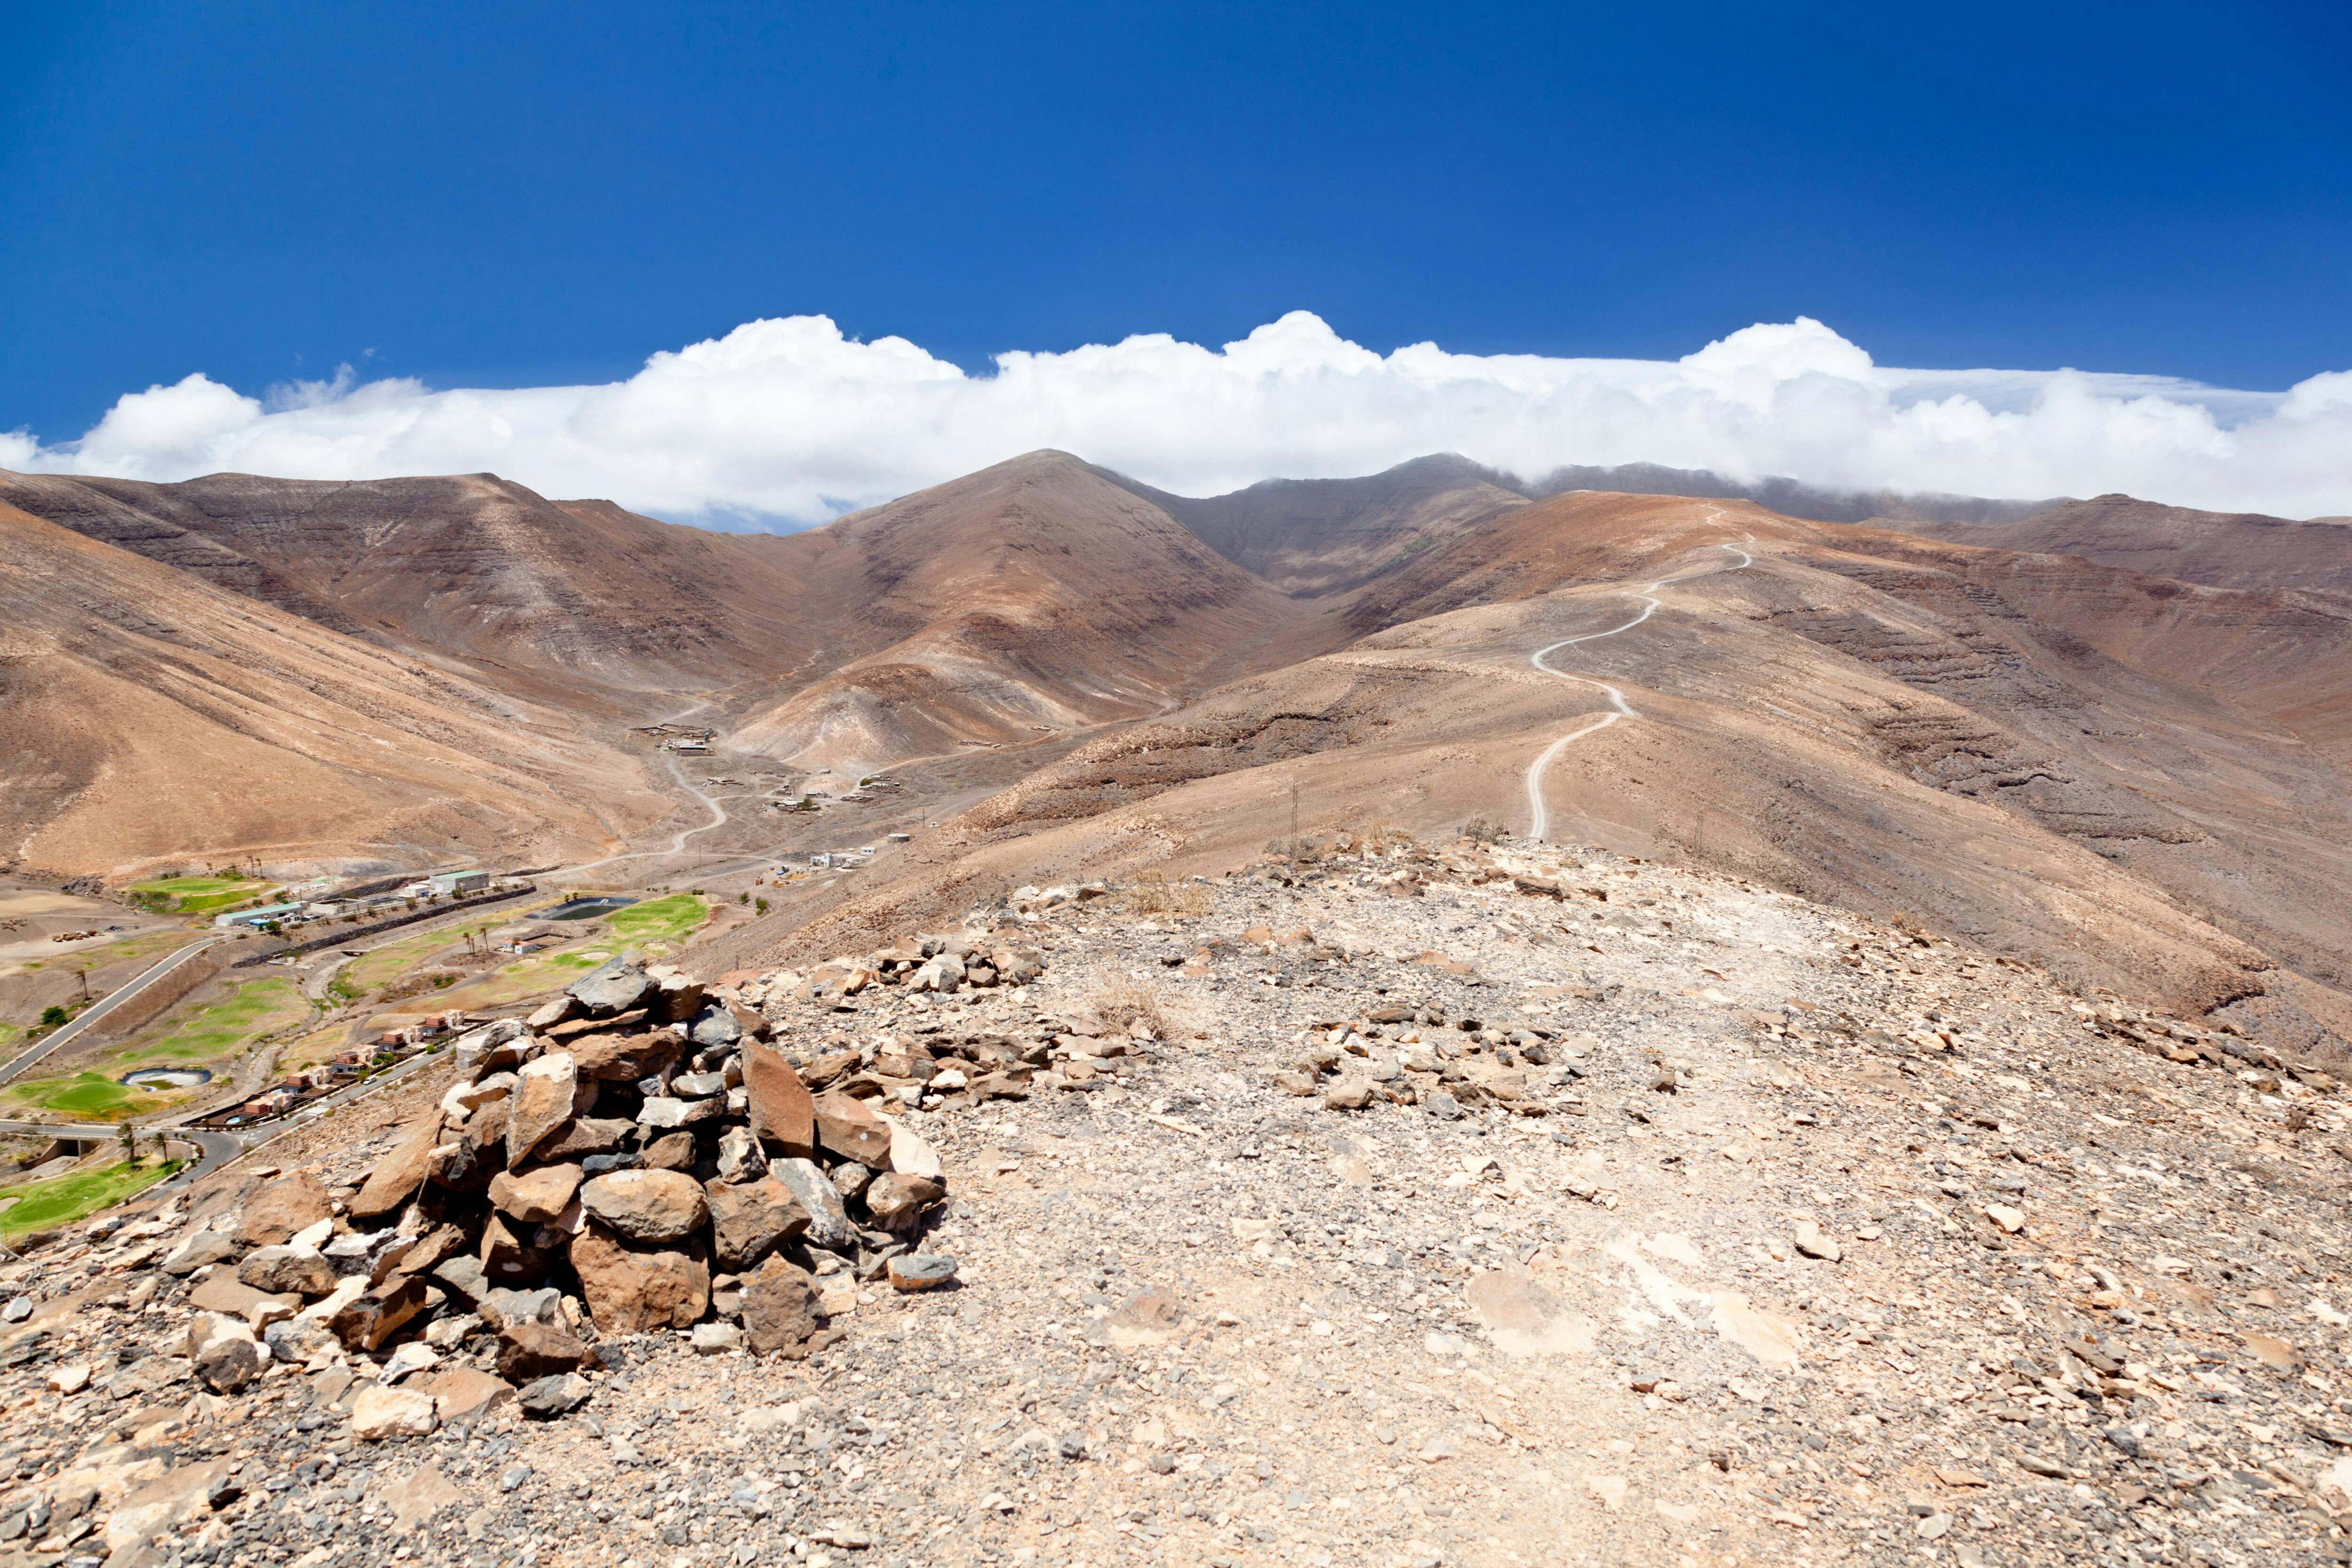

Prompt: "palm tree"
[117,1122,139,1166]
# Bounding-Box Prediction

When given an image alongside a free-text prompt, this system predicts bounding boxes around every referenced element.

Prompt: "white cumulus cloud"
[9,312,2348,524]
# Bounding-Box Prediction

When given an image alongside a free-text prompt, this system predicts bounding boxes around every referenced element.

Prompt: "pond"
[548,896,638,920]
[119,1067,213,1089]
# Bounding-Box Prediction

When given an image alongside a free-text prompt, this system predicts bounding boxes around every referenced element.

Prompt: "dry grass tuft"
[1089,971,1179,1038]
[1121,868,1210,917]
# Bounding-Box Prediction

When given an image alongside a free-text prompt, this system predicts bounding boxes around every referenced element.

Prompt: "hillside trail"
[558,701,734,879]
[1525,514,1756,843]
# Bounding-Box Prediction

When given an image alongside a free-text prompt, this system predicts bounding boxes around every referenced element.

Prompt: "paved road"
[1525,526,1755,844]
[0,935,230,1087]
[0,1026,451,1208]
[0,1120,243,1192]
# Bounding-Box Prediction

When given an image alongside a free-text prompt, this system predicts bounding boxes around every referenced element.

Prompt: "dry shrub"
[1122,868,1210,917]
[1461,815,1504,844]
[1091,971,1177,1038]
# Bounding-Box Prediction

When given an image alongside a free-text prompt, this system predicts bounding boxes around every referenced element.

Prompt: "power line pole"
[1288,780,1301,878]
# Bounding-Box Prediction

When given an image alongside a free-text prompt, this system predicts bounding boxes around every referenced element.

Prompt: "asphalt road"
[0,1120,243,1192]
[0,935,230,1087]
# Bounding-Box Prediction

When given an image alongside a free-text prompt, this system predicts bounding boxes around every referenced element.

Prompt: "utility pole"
[1288,780,1301,877]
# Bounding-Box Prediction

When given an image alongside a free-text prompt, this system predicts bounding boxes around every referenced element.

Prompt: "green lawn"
[604,894,709,953]
[0,1159,182,1238]
[122,874,271,915]
[119,977,307,1065]
[7,1071,139,1117]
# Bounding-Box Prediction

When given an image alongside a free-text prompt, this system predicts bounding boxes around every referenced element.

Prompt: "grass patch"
[123,875,271,915]
[429,943,611,1012]
[8,1072,139,1118]
[47,930,203,976]
[343,924,473,995]
[604,894,708,953]
[119,977,307,1066]
[0,1159,181,1238]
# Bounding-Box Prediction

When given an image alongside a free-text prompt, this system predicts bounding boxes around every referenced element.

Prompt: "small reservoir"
[548,896,638,920]
[120,1067,213,1089]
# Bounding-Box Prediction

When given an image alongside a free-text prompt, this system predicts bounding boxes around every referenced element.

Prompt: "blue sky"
[5,0,2349,518]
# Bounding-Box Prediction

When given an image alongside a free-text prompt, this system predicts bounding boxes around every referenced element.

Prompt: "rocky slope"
[0,470,826,711]
[1885,495,2352,599]
[9,454,2352,1067]
[703,490,2352,1060]
[726,453,1311,772]
[1111,455,1530,599]
[4,837,2348,1568]
[0,501,666,882]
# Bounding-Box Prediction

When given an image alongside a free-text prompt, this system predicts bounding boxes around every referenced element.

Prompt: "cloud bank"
[6,313,2348,525]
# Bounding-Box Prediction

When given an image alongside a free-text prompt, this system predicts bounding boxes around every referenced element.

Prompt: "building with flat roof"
[214,902,303,928]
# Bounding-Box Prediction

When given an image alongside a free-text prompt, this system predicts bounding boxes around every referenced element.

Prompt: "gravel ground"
[1,833,2348,1568]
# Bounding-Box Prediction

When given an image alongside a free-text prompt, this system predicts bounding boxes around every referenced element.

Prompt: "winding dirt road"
[1525,530,1754,843]
[556,701,736,880]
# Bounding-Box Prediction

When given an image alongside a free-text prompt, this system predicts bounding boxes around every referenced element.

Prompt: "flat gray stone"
[770,1158,857,1250]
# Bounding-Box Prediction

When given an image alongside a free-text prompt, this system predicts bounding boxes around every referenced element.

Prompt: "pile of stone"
[155,951,1020,1438]
[782,929,1050,1003]
[1270,1008,1587,1118]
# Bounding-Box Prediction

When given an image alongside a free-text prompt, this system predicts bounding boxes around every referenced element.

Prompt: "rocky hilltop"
[2,833,2345,1568]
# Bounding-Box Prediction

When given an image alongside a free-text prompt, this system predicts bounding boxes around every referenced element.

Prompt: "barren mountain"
[1112,454,1530,597]
[0,499,665,881]
[10,452,2352,1065]
[726,453,1309,772]
[704,488,2352,1059]
[1883,493,2352,597]
[0,470,823,709]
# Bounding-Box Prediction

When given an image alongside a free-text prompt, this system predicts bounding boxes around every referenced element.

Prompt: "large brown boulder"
[641,1131,698,1171]
[493,1319,592,1382]
[535,1117,634,1160]
[505,1052,579,1170]
[422,1367,517,1426]
[237,1172,331,1247]
[571,1028,685,1083]
[812,1090,891,1168]
[351,1113,443,1221]
[569,1225,708,1334]
[863,1172,947,1231]
[237,1246,337,1297]
[195,1336,265,1393]
[704,1176,810,1272]
[579,1169,707,1242]
[740,1257,824,1358]
[329,1274,429,1352]
[488,1163,586,1225]
[744,1042,817,1159]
